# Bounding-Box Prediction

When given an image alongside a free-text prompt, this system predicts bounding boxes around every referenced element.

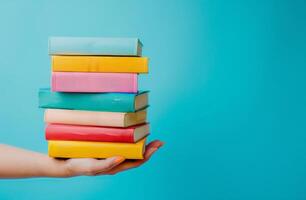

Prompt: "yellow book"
[48,138,146,159]
[52,55,149,73]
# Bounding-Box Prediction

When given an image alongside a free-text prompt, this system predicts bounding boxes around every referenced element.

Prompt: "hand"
[63,140,164,177]
[0,140,163,178]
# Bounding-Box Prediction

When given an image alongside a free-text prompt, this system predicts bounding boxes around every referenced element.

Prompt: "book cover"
[52,56,148,73]
[48,138,146,159]
[39,88,148,112]
[49,37,142,56]
[44,109,147,127]
[52,72,138,93]
[46,123,150,143]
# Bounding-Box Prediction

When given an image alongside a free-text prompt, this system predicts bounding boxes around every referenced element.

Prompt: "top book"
[49,37,143,56]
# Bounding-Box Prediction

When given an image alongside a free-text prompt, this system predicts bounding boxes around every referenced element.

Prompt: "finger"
[144,147,158,160]
[146,140,164,150]
[106,146,161,175]
[121,145,160,169]
[91,156,125,175]
[109,141,164,172]
[143,140,164,160]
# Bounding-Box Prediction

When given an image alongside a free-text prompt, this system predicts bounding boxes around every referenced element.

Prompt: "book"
[52,56,148,73]
[44,109,147,127]
[48,138,146,159]
[49,37,142,56]
[52,72,138,93]
[46,123,149,143]
[39,88,148,112]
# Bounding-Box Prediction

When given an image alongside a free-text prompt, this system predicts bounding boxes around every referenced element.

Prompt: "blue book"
[49,37,142,56]
[39,88,149,112]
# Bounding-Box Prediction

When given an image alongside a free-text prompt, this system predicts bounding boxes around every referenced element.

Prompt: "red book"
[45,123,149,143]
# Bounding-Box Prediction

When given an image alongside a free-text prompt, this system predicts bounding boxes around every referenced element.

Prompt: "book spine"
[51,56,148,73]
[49,37,141,56]
[45,124,135,143]
[39,89,136,112]
[44,109,126,127]
[48,139,145,159]
[51,72,138,93]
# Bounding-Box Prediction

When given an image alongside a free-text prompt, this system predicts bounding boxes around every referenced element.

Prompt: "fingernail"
[114,156,125,164]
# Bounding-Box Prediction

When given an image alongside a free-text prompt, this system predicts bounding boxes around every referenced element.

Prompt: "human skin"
[0,140,163,178]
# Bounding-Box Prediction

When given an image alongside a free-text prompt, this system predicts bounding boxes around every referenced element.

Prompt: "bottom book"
[48,138,146,159]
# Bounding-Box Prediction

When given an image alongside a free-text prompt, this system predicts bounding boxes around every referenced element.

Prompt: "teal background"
[0,0,306,199]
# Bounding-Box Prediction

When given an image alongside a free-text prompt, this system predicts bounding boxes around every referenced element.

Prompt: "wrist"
[41,157,70,178]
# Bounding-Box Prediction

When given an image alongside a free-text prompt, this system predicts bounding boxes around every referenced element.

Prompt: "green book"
[39,88,148,112]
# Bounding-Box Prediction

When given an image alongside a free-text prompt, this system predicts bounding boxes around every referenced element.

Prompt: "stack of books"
[39,37,150,159]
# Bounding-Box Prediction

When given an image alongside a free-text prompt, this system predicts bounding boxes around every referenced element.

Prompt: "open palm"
[64,140,164,177]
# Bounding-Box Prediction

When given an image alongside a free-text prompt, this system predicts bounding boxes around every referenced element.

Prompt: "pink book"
[51,72,138,93]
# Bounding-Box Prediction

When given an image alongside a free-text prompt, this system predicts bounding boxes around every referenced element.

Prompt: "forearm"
[0,144,68,178]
